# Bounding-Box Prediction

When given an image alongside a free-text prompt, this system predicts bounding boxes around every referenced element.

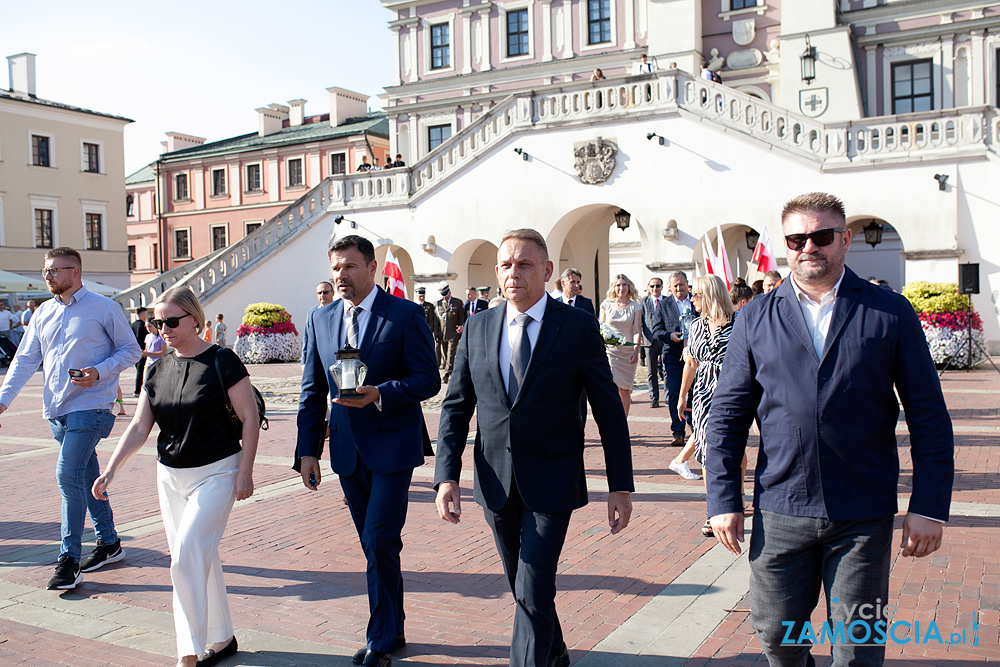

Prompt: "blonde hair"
[605,274,639,302]
[694,274,734,324]
[154,287,206,334]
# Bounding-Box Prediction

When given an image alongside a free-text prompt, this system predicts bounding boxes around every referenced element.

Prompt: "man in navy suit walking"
[706,193,954,667]
[297,235,440,667]
[435,229,633,667]
[650,272,696,445]
[557,268,595,316]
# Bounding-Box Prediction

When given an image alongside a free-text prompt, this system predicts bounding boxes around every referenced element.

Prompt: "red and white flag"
[382,248,407,299]
[702,237,717,277]
[715,224,733,289]
[752,227,777,275]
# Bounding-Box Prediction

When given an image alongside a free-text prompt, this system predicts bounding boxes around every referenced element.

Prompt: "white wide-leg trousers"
[157,452,239,658]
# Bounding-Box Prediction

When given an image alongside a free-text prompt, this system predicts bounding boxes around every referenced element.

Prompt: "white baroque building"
[118,0,1000,349]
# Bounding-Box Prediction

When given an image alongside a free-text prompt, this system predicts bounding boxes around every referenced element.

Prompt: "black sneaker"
[80,539,124,573]
[47,556,81,590]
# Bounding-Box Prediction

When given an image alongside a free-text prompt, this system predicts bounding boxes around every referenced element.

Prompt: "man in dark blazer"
[435,229,633,667]
[463,286,489,317]
[705,193,954,667]
[640,277,665,408]
[297,235,440,667]
[650,272,696,445]
[557,268,596,316]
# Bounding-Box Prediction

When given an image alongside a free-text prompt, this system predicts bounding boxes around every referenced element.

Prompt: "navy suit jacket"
[640,295,662,346]
[569,295,596,317]
[297,288,441,476]
[650,296,695,362]
[435,296,633,513]
[704,268,954,522]
[464,298,489,317]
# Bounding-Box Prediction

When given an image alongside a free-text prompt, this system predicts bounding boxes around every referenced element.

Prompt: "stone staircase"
[116,70,995,309]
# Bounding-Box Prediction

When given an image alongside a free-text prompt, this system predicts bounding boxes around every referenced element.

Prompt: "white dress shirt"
[499,295,547,389]
[341,285,380,348]
[789,270,845,358]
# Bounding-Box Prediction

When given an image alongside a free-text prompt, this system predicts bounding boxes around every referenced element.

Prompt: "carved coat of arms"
[733,18,755,46]
[573,137,617,185]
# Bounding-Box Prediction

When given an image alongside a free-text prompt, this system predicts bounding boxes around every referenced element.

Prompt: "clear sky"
[0,0,396,174]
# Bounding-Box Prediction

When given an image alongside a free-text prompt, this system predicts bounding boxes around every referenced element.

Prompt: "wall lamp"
[646,132,665,146]
[745,228,760,250]
[862,219,884,249]
[934,174,949,191]
[614,208,631,231]
[333,215,357,229]
[662,219,679,241]
[514,147,529,161]
[800,34,817,84]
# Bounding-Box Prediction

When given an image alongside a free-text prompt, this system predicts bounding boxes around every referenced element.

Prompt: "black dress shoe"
[362,649,391,666]
[198,636,237,666]
[549,645,571,667]
[650,399,659,408]
[353,635,405,664]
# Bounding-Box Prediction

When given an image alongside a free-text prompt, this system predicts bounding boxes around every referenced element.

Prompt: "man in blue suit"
[706,193,954,667]
[435,229,633,667]
[650,272,696,445]
[557,268,596,316]
[297,235,440,667]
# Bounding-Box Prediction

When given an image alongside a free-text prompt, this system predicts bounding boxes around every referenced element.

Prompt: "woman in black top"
[93,287,258,667]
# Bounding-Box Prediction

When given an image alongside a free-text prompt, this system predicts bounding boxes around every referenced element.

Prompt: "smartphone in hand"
[68,369,84,378]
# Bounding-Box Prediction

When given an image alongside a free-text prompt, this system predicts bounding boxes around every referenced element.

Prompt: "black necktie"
[348,306,361,348]
[507,313,531,402]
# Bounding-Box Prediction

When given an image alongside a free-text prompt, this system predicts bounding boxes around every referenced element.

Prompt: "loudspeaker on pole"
[958,263,980,295]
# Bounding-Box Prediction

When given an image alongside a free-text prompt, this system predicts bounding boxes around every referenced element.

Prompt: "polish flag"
[715,224,733,289]
[702,238,717,277]
[382,248,407,299]
[752,227,777,275]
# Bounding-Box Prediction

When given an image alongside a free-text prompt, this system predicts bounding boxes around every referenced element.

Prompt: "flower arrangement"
[600,322,629,346]
[233,302,301,364]
[902,282,988,368]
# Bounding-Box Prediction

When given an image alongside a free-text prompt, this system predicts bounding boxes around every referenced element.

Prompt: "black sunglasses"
[151,313,192,330]
[784,227,845,251]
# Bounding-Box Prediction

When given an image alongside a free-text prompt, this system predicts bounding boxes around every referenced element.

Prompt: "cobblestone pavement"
[1,360,996,666]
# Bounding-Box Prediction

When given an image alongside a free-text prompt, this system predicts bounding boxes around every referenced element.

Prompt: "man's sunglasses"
[784,227,845,251]
[151,313,192,330]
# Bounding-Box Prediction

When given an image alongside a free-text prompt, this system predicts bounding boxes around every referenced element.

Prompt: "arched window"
[126,194,134,217]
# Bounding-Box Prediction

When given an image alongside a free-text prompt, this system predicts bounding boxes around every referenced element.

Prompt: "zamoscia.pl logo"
[781,599,979,647]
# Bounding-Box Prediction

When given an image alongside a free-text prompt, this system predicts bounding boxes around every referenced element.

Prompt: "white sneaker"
[669,460,701,480]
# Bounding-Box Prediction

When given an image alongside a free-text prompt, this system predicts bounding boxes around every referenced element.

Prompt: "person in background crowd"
[590,68,606,81]
[357,156,372,172]
[650,271,697,447]
[599,275,643,416]
[436,286,466,381]
[393,154,406,168]
[751,279,764,296]
[20,300,37,328]
[144,320,167,369]
[673,275,738,535]
[214,314,227,348]
[131,308,150,396]
[0,301,22,343]
[636,54,655,74]
[202,320,213,343]
[641,277,666,408]
[729,277,754,311]
[762,270,781,293]
[0,247,141,590]
[94,286,259,667]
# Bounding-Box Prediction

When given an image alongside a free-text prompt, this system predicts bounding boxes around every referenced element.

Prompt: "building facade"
[126,88,390,281]
[118,0,1000,350]
[1,53,132,289]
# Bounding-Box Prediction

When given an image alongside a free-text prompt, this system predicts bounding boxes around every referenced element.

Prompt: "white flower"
[234,332,301,364]
[920,323,988,368]
[600,322,625,346]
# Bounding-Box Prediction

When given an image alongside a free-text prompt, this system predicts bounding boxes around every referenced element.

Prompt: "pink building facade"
[126,89,389,280]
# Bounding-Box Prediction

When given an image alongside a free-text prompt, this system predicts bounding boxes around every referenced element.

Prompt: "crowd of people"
[0,191,955,667]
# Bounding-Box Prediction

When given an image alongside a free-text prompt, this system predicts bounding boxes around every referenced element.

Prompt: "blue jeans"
[748,509,894,667]
[49,409,118,562]
[662,356,685,435]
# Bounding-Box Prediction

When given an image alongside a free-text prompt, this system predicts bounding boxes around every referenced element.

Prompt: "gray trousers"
[749,509,894,667]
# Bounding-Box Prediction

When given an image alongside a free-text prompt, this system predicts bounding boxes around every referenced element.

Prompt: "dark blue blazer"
[704,268,954,522]
[435,296,633,513]
[572,295,596,317]
[464,299,489,317]
[650,296,694,362]
[297,287,440,476]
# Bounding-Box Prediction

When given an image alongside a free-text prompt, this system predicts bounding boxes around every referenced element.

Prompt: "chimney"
[326,87,369,127]
[288,99,307,127]
[257,104,288,136]
[162,132,206,153]
[7,53,37,97]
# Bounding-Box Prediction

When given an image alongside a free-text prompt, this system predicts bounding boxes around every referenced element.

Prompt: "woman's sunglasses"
[151,313,192,330]
[784,228,845,251]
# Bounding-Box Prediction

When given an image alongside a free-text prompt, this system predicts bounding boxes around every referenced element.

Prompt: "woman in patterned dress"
[599,274,643,415]
[670,275,736,535]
